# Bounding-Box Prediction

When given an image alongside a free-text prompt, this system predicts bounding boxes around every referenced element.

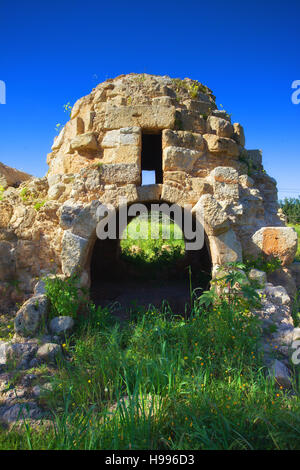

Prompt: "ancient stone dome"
[0,73,297,307]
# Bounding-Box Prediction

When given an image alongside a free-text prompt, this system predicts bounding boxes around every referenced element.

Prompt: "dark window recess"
[141,132,163,185]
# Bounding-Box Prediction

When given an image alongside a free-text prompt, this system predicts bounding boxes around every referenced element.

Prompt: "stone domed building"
[0,73,298,309]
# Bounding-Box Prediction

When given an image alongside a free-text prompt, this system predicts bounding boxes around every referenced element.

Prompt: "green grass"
[119,215,185,277]
[2,286,300,450]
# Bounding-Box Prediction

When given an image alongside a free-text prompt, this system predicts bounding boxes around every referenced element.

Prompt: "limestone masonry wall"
[0,73,297,308]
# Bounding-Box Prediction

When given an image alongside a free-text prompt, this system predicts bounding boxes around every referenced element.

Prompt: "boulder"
[47,183,65,200]
[14,295,50,337]
[264,285,290,306]
[49,316,74,336]
[36,343,62,363]
[249,269,267,285]
[6,342,38,369]
[267,268,297,298]
[268,359,292,388]
[0,402,44,425]
[252,227,298,266]
[33,280,46,296]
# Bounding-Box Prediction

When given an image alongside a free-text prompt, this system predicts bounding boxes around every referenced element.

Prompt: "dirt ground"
[90,279,193,321]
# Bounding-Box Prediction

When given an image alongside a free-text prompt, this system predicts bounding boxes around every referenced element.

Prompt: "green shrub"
[19,187,29,202]
[279,197,300,224]
[244,255,282,273]
[34,201,46,211]
[0,185,5,201]
[44,274,86,319]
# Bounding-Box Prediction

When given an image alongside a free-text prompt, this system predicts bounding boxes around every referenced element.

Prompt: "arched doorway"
[89,201,212,318]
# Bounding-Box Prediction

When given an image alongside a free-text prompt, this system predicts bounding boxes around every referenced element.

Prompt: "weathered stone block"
[211,167,239,184]
[191,178,212,196]
[163,146,202,172]
[51,127,65,151]
[102,127,141,148]
[48,183,65,200]
[239,174,254,188]
[207,116,233,138]
[252,227,298,266]
[203,134,240,158]
[71,200,102,239]
[192,194,229,235]
[137,184,162,202]
[59,203,83,230]
[264,284,291,305]
[211,109,231,121]
[103,146,140,164]
[70,133,98,152]
[209,229,243,265]
[162,130,205,151]
[61,230,89,276]
[100,163,140,185]
[161,184,190,205]
[233,123,245,147]
[104,105,176,130]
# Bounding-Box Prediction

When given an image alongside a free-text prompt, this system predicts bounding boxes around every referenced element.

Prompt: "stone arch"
[61,195,215,290]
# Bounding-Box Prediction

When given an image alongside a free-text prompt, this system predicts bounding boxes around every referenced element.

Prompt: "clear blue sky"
[0,0,299,200]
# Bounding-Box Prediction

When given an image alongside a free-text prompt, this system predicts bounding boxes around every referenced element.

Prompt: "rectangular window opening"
[141,131,163,185]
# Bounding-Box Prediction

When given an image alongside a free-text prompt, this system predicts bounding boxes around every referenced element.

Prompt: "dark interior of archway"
[90,216,212,320]
[141,132,163,184]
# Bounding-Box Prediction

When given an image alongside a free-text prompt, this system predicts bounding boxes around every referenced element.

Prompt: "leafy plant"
[19,187,29,202]
[44,274,85,319]
[244,255,282,273]
[34,201,46,211]
[197,262,261,312]
[189,83,199,99]
[0,185,5,201]
[63,102,73,116]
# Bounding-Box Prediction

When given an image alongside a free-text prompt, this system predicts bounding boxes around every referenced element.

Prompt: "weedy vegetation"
[2,259,300,450]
